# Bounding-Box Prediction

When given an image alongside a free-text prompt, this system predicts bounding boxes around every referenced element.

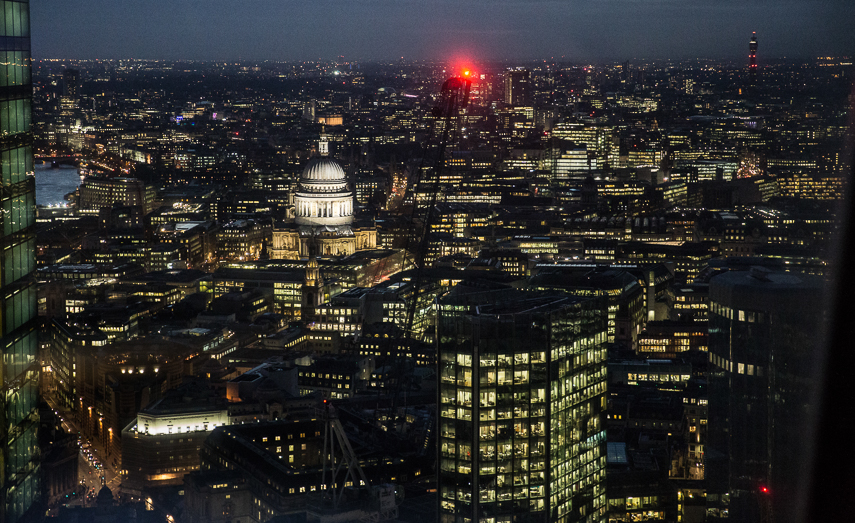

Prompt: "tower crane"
[361,73,472,434]
[402,75,472,340]
[383,75,472,423]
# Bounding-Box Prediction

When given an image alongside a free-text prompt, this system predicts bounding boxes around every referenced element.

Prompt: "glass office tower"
[0,1,40,522]
[437,287,608,523]
[706,268,824,522]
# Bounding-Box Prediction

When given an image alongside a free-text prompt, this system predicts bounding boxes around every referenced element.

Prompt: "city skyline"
[31,0,854,62]
[11,0,852,518]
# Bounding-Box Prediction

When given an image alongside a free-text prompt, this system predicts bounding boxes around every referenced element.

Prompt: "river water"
[35,162,81,206]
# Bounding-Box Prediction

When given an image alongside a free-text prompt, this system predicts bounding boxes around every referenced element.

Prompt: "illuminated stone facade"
[122,384,229,491]
[77,176,156,214]
[270,158,377,259]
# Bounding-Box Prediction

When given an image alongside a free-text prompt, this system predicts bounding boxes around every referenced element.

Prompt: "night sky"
[31,0,854,62]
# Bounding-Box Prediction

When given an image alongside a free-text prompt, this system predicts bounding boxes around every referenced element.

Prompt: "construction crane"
[320,401,370,507]
[362,73,471,434]
[389,75,471,418]
[402,74,471,340]
[310,400,401,523]
[364,76,470,285]
[758,485,772,523]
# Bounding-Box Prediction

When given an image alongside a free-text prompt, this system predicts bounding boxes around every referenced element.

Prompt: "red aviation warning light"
[432,76,472,118]
[463,69,471,77]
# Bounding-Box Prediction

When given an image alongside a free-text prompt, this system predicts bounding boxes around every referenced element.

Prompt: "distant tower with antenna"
[749,32,758,85]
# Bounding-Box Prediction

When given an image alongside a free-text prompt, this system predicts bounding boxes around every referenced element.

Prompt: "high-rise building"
[748,32,758,85]
[302,99,317,121]
[62,69,79,98]
[60,69,80,116]
[0,1,40,521]
[437,287,608,523]
[504,68,532,106]
[706,267,825,522]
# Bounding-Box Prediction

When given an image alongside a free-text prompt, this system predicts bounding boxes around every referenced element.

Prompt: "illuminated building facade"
[550,123,611,160]
[122,384,229,491]
[49,318,107,411]
[212,263,305,317]
[667,284,709,322]
[551,147,595,177]
[431,203,492,238]
[438,288,608,523]
[706,268,825,522]
[60,68,79,115]
[62,68,79,98]
[296,355,373,399]
[312,287,370,335]
[77,176,156,215]
[216,219,271,262]
[527,267,645,347]
[776,173,844,200]
[316,114,343,126]
[616,241,718,284]
[0,1,40,520]
[636,321,708,358]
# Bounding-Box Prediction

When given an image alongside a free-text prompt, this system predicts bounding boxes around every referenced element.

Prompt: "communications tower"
[749,32,758,85]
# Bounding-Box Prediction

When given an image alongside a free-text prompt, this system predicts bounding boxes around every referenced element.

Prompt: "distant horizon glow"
[30,1,854,62]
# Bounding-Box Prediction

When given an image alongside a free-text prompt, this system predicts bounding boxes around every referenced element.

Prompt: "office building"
[59,69,80,115]
[636,321,709,358]
[605,441,676,522]
[122,382,229,492]
[504,68,532,106]
[302,100,316,121]
[437,287,608,523]
[216,219,271,262]
[77,176,156,215]
[62,69,79,98]
[706,267,825,522]
[527,266,645,347]
[0,1,40,520]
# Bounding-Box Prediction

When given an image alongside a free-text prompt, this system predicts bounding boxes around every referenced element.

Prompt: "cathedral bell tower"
[319,125,329,157]
[302,256,324,324]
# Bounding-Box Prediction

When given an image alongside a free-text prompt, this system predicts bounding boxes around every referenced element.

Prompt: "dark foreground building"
[706,267,826,522]
[0,1,40,521]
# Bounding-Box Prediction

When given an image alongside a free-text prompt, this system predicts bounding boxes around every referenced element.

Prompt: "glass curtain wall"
[0,1,39,522]
[706,271,824,523]
[438,290,608,523]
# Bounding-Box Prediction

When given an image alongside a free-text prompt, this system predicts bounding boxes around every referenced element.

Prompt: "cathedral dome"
[295,157,354,228]
[302,158,346,182]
